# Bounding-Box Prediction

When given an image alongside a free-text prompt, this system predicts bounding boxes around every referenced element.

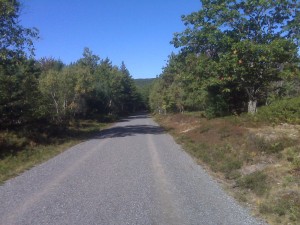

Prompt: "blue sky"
[20,0,201,78]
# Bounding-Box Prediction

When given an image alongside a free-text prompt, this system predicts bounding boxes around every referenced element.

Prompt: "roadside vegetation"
[155,102,300,224]
[0,119,110,183]
[149,0,299,117]
[150,1,300,224]
[0,0,146,183]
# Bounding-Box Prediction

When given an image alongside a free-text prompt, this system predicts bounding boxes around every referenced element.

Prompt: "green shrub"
[257,97,300,124]
[237,171,269,196]
[220,158,243,173]
[0,132,29,158]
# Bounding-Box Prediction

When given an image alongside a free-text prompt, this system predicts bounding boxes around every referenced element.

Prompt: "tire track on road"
[147,133,185,225]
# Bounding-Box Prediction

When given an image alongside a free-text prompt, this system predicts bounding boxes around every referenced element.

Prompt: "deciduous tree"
[172,0,299,113]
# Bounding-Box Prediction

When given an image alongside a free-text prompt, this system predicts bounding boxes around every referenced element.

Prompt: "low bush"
[247,134,296,154]
[0,132,29,158]
[237,171,269,196]
[183,140,242,177]
[256,97,300,124]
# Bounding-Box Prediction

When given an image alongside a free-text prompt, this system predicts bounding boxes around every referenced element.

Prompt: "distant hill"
[134,78,156,88]
[134,78,156,109]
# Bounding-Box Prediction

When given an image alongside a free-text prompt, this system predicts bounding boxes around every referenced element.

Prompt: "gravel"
[0,114,266,225]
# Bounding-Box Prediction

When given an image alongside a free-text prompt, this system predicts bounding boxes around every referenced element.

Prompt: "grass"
[155,112,300,225]
[286,146,300,169]
[246,134,297,154]
[0,119,110,184]
[259,191,300,223]
[237,171,269,196]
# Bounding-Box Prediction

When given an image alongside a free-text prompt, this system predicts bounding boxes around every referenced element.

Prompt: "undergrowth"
[255,97,300,124]
[155,110,300,225]
[0,119,109,183]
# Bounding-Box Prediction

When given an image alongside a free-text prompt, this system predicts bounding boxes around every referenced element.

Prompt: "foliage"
[134,78,155,109]
[0,0,143,127]
[0,119,109,183]
[37,49,143,123]
[0,47,142,169]
[0,0,41,126]
[0,0,39,60]
[255,97,300,124]
[39,67,78,122]
[134,78,155,88]
[150,0,300,116]
[0,59,42,126]
[237,171,269,196]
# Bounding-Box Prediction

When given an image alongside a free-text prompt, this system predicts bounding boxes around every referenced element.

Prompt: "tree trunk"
[248,100,257,114]
[51,92,59,115]
[245,87,258,114]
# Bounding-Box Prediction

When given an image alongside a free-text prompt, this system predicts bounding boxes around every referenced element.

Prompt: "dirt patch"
[240,163,268,176]
[247,124,300,141]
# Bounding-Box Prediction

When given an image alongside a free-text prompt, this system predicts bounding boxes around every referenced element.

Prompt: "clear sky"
[20,0,201,79]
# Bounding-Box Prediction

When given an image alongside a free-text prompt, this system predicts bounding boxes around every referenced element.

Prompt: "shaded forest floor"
[0,119,111,184]
[155,112,300,225]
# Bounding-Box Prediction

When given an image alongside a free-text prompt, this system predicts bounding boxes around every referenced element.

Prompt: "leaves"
[152,0,300,116]
[0,0,39,61]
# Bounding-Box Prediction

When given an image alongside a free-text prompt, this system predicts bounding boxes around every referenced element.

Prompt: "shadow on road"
[97,124,164,139]
[93,112,165,139]
[117,113,151,122]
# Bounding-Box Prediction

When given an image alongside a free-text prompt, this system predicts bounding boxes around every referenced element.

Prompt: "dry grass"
[155,113,300,225]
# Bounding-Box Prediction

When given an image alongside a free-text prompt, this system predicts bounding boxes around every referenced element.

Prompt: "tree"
[0,0,40,126]
[77,47,100,73]
[172,0,299,113]
[0,0,39,61]
[38,57,64,72]
[119,61,139,113]
[39,67,79,123]
[0,59,41,126]
[149,79,166,114]
[220,39,298,113]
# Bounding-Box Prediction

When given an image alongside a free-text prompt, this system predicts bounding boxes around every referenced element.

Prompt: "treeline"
[150,0,300,117]
[0,0,143,128]
[135,78,156,110]
[0,48,143,127]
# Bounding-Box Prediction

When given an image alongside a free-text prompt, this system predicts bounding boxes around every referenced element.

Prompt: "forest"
[0,0,148,175]
[2,0,299,130]
[0,1,145,129]
[1,50,145,126]
[150,0,300,119]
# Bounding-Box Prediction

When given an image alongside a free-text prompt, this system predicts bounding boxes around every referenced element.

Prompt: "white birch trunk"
[248,100,257,114]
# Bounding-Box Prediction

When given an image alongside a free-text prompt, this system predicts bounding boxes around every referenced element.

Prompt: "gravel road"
[0,114,265,225]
